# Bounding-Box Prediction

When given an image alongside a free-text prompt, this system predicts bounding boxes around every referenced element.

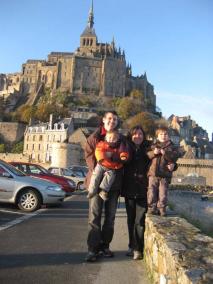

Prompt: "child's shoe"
[99,190,108,201]
[159,208,167,217]
[147,207,158,215]
[87,191,95,199]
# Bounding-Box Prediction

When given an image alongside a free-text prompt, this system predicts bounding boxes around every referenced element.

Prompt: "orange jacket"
[95,140,129,170]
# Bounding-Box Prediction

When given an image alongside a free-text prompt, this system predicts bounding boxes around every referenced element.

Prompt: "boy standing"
[147,126,182,216]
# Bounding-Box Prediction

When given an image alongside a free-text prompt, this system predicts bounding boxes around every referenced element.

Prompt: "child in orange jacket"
[87,130,129,201]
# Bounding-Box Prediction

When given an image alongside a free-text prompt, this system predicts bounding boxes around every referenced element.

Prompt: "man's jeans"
[87,190,120,253]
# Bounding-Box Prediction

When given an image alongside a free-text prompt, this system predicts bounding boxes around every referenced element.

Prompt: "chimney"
[49,114,53,129]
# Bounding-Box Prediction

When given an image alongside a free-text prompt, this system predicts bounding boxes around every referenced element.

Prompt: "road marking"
[0,209,46,232]
[0,209,27,215]
[0,191,87,232]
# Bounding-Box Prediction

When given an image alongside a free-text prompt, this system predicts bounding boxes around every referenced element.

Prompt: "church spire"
[88,0,94,28]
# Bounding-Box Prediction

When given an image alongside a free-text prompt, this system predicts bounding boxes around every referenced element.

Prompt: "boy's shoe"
[147,208,158,215]
[101,248,114,257]
[133,250,143,260]
[99,190,108,201]
[126,248,134,257]
[159,208,167,217]
[87,191,96,199]
[85,251,97,262]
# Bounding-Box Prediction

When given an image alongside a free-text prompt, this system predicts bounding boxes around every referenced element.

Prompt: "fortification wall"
[174,158,213,186]
[0,153,29,162]
[51,142,81,168]
[145,215,213,284]
[0,122,26,143]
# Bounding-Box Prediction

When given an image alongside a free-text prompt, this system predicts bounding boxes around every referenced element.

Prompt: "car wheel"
[77,182,84,191]
[17,189,41,212]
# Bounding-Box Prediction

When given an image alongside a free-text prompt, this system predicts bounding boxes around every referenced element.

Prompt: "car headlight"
[46,185,62,192]
[68,180,76,187]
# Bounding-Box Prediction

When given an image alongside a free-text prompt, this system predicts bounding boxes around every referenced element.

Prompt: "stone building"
[0,2,156,112]
[169,114,212,159]
[23,115,74,163]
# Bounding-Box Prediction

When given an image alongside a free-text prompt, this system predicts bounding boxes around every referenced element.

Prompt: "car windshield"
[1,161,26,176]
[61,168,73,176]
[30,164,49,174]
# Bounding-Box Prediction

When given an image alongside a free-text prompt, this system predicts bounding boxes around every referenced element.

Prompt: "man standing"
[85,111,123,262]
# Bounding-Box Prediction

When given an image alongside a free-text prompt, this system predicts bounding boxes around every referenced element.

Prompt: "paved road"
[0,192,150,284]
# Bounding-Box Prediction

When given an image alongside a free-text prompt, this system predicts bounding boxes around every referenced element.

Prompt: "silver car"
[0,159,65,212]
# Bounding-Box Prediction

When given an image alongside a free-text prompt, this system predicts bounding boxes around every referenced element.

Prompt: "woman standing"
[121,125,150,260]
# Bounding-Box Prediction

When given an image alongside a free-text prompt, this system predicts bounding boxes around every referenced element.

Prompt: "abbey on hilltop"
[0,1,156,111]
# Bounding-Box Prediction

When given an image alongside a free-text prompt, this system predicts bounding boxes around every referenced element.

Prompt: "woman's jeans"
[125,197,147,252]
[87,190,120,253]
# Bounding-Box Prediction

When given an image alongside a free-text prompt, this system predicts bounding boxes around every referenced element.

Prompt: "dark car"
[10,162,76,195]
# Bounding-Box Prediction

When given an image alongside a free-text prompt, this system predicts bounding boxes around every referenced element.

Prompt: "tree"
[11,141,24,153]
[0,144,5,153]
[124,112,156,138]
[116,97,144,120]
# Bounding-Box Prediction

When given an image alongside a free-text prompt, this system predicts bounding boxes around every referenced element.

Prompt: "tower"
[79,0,97,52]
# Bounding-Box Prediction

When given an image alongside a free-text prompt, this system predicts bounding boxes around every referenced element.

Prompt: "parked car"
[0,159,65,212]
[69,165,88,177]
[10,162,76,195]
[48,167,85,190]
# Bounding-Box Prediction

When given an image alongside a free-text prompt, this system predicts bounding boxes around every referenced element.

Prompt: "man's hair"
[155,126,169,137]
[103,111,118,118]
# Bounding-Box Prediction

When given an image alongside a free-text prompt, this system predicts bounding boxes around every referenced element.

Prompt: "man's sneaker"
[99,190,108,201]
[85,251,97,262]
[133,250,143,260]
[126,248,134,257]
[101,248,114,257]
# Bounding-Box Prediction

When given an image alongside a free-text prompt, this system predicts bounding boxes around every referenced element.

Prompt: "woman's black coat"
[121,140,150,199]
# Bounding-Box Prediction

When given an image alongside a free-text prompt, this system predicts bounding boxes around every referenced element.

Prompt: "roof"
[81,26,97,37]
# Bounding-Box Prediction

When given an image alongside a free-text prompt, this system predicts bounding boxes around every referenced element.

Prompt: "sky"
[1,0,213,138]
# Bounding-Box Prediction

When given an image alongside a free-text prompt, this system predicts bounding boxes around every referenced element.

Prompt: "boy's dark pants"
[147,176,169,209]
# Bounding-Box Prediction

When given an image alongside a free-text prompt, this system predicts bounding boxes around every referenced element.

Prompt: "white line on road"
[0,209,27,215]
[0,209,46,232]
[0,192,85,232]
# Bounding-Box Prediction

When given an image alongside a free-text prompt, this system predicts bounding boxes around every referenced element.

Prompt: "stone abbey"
[0,2,156,111]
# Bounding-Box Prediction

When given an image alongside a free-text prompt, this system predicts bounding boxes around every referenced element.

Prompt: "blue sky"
[1,0,213,138]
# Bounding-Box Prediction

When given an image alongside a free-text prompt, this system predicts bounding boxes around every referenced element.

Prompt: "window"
[39,135,43,141]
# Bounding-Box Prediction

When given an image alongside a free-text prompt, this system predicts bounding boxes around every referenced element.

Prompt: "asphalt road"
[0,192,150,284]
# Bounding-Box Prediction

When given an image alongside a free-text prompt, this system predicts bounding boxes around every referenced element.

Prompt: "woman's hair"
[127,125,146,142]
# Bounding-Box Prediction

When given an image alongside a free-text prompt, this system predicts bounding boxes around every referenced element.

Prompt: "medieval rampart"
[0,122,26,143]
[174,158,213,186]
[145,215,212,284]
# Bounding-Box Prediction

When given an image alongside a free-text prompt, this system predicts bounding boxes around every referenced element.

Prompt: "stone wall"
[0,122,26,143]
[144,215,213,284]
[0,153,29,162]
[174,158,213,187]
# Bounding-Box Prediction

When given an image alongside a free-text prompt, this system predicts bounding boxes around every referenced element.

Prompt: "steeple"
[88,0,94,29]
[80,1,97,50]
